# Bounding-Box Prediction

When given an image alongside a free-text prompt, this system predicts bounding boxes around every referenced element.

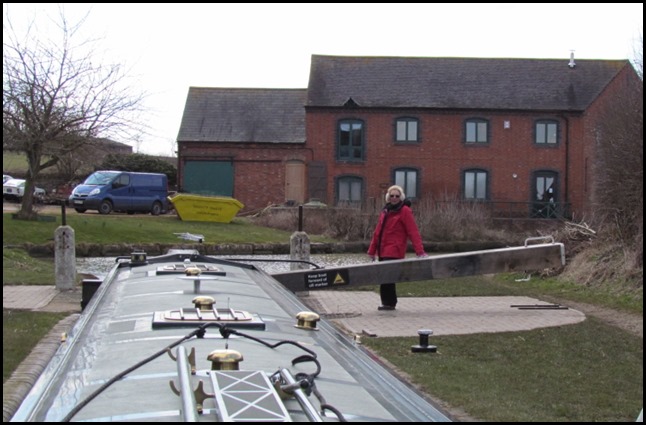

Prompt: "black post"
[411,329,436,353]
[61,200,67,226]
[298,205,303,232]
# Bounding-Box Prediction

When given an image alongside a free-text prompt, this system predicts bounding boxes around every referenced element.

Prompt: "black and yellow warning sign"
[305,269,350,289]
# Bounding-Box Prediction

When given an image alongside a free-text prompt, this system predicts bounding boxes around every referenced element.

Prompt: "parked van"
[69,171,169,215]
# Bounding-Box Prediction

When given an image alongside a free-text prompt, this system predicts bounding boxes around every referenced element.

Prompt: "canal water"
[76,253,377,278]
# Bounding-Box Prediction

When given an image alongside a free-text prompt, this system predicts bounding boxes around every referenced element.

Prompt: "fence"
[425,200,571,220]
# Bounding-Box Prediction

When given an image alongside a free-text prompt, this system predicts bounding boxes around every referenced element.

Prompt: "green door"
[184,161,233,196]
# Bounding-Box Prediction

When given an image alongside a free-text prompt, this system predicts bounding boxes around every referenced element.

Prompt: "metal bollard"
[411,329,437,353]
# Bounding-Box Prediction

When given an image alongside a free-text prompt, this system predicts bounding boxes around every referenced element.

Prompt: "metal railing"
[297,199,572,220]
[427,200,572,220]
[489,201,571,220]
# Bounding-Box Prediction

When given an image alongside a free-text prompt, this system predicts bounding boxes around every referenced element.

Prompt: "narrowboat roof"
[12,251,451,422]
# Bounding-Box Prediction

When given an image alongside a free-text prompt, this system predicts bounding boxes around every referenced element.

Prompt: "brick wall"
[177,63,640,217]
[306,109,579,212]
[178,142,311,212]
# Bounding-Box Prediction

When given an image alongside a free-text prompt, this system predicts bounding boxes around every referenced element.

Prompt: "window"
[338,120,364,161]
[396,118,419,142]
[336,176,363,206]
[464,169,488,200]
[534,172,557,203]
[535,120,558,144]
[532,171,558,218]
[465,119,489,144]
[113,174,130,189]
[394,168,418,198]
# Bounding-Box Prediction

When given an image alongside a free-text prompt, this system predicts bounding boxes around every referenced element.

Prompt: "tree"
[100,153,178,187]
[3,8,144,218]
[594,33,643,268]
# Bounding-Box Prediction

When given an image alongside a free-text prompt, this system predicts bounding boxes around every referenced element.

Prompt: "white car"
[3,174,13,184]
[2,178,46,202]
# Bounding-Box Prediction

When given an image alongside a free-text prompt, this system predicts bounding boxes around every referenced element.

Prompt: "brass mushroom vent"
[294,311,320,331]
[185,266,202,276]
[192,296,215,310]
[207,349,243,371]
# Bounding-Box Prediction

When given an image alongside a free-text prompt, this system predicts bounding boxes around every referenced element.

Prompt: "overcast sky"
[3,3,643,157]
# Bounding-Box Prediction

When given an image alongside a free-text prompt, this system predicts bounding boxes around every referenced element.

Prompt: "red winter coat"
[368,202,425,259]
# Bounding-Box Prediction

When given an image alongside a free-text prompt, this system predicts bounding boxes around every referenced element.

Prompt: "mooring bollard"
[55,224,76,290]
[290,205,310,271]
[411,329,437,353]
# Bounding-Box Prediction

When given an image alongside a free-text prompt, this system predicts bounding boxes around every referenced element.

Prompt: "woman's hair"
[385,185,406,202]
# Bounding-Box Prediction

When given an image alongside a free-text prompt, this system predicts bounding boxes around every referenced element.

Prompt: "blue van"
[69,171,169,215]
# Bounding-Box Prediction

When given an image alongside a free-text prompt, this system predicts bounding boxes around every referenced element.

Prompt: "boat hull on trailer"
[11,251,451,422]
[169,193,244,223]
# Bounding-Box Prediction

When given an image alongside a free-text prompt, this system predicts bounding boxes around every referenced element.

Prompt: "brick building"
[176,54,641,217]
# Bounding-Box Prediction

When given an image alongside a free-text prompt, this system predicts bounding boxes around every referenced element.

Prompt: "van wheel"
[75,208,87,213]
[99,200,113,215]
[151,201,162,216]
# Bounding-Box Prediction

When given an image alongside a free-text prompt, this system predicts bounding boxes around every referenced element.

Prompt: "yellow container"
[168,193,244,223]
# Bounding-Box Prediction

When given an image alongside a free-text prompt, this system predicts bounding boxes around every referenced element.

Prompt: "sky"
[3,3,643,157]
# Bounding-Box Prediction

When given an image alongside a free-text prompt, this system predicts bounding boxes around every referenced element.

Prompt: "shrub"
[252,207,329,235]
[252,197,515,243]
[325,204,380,241]
[414,195,508,242]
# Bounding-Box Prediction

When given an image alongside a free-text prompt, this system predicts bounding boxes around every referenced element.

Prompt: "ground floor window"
[394,168,418,198]
[336,176,363,206]
[464,169,488,200]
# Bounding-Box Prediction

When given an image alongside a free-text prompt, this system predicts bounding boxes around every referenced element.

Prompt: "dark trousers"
[379,257,398,306]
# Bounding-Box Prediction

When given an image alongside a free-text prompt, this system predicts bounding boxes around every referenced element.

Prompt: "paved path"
[3,286,586,336]
[301,290,586,337]
[3,286,82,313]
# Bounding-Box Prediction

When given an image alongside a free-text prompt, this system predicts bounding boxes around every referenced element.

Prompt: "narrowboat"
[11,238,566,422]
[10,249,452,422]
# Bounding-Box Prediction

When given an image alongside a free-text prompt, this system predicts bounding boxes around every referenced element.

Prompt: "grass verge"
[356,273,643,315]
[349,274,642,420]
[362,317,643,422]
[3,248,57,285]
[3,309,67,383]
[3,212,334,245]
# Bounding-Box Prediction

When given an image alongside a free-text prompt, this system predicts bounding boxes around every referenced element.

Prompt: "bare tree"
[594,34,643,267]
[3,8,145,218]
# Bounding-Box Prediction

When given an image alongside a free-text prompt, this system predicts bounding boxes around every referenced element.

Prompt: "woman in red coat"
[368,185,427,311]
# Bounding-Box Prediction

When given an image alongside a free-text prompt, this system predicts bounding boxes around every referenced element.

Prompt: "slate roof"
[306,55,630,112]
[177,87,307,143]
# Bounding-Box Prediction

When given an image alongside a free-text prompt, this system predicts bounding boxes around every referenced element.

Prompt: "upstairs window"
[465,119,489,144]
[463,169,488,200]
[396,118,419,143]
[338,120,364,161]
[535,120,559,145]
